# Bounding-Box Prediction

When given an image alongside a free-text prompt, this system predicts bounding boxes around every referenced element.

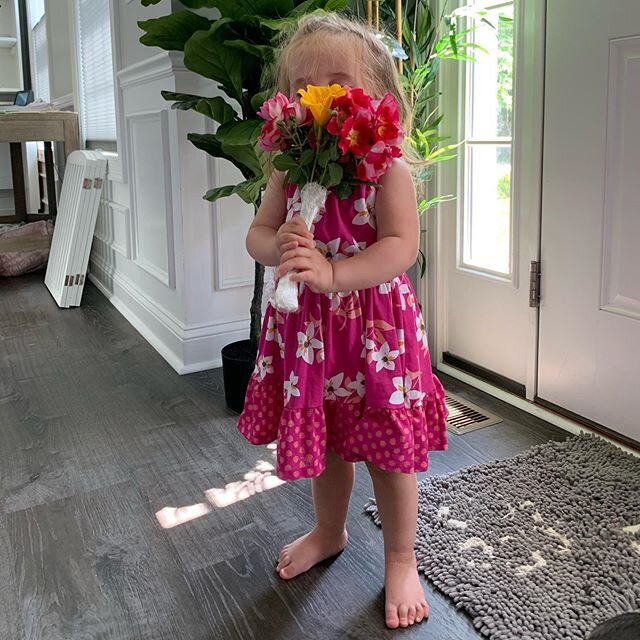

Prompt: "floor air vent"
[445,392,503,435]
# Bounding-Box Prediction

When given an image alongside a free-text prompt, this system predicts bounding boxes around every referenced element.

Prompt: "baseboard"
[437,362,640,459]
[89,256,248,374]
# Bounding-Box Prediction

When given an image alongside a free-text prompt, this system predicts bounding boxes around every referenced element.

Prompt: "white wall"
[0,0,20,91]
[44,0,72,104]
[84,1,253,373]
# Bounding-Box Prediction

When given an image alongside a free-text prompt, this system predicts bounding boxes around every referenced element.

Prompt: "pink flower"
[259,120,282,152]
[257,93,290,121]
[356,141,398,182]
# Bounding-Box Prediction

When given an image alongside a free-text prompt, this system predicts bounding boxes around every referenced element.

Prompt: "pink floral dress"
[238,183,448,481]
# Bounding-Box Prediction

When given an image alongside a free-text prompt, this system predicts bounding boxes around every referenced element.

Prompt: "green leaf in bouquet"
[288,166,304,185]
[335,182,353,200]
[138,11,211,51]
[325,162,343,188]
[299,149,315,166]
[317,148,333,168]
[273,154,300,172]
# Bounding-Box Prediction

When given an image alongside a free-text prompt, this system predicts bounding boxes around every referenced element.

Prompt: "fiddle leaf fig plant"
[138,0,349,353]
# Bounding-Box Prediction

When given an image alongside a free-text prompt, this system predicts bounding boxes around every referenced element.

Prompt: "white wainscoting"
[127,108,176,288]
[89,50,254,374]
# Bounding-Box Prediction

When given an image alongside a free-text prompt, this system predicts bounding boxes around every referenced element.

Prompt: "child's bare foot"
[276,528,348,579]
[384,551,429,629]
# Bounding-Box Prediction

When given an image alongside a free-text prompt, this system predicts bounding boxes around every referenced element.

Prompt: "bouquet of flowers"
[257,84,404,312]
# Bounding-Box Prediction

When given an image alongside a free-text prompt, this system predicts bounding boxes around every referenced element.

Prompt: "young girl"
[238,13,448,630]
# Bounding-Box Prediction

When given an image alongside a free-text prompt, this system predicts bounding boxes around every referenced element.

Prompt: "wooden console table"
[0,111,80,223]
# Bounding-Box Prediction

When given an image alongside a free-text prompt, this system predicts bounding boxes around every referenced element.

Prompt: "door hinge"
[529,260,541,308]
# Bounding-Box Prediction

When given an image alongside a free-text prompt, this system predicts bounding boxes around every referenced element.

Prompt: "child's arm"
[278,160,419,292]
[246,170,314,267]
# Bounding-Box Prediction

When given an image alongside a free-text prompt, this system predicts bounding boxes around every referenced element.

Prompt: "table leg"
[43,141,57,218]
[9,142,27,223]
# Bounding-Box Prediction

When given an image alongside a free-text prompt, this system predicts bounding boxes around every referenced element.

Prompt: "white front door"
[537,1,640,443]
[435,0,545,397]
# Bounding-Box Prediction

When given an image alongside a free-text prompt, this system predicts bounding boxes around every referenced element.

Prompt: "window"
[461,1,514,276]
[74,0,117,150]
[29,0,49,102]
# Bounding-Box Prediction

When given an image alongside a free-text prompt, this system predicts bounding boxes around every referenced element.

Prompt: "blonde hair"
[273,13,411,131]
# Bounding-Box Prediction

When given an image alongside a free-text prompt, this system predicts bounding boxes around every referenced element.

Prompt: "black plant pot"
[221,339,256,413]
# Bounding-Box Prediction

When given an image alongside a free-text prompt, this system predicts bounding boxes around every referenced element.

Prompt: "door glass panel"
[465,144,512,274]
[469,4,514,139]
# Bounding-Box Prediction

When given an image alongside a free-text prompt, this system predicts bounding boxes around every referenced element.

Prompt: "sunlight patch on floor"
[155,445,284,528]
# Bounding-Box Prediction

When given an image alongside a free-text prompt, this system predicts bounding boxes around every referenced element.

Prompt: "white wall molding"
[118,50,186,89]
[89,255,248,373]
[126,108,177,288]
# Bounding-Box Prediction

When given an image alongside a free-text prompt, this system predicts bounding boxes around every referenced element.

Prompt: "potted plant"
[138,0,350,412]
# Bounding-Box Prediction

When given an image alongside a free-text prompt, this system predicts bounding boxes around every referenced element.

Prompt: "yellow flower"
[298,84,347,126]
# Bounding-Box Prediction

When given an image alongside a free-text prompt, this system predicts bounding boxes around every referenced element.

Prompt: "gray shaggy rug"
[366,434,640,639]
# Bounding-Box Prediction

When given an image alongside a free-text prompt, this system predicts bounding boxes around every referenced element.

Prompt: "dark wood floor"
[0,273,568,640]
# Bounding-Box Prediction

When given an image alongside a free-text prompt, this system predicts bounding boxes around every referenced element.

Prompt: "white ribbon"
[273,182,328,313]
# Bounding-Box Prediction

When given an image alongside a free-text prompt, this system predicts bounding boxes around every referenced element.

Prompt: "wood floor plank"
[6,482,211,640]
[0,274,571,640]
[0,515,24,640]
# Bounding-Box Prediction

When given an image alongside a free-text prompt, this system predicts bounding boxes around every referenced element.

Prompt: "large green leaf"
[216,119,262,146]
[226,40,274,60]
[138,11,211,51]
[221,142,263,177]
[184,23,261,103]
[162,92,238,125]
[205,177,265,204]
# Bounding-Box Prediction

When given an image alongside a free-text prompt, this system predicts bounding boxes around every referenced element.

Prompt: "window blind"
[32,17,50,102]
[75,0,117,143]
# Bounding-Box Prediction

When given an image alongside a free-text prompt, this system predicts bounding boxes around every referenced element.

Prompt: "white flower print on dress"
[257,355,274,380]
[345,239,366,256]
[347,372,366,398]
[315,237,346,262]
[397,329,405,354]
[378,280,393,294]
[371,341,400,373]
[416,315,429,350]
[389,375,425,408]
[276,331,285,359]
[396,278,412,310]
[283,371,301,404]
[352,189,376,228]
[324,373,350,401]
[296,323,324,365]
[265,316,277,341]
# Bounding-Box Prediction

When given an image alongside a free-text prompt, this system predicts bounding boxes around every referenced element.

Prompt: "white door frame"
[425,0,545,396]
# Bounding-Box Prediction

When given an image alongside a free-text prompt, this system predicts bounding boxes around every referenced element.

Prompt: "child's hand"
[278,245,335,294]
[276,218,314,257]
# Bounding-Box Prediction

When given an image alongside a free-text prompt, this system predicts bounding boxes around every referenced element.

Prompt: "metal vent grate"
[445,392,503,435]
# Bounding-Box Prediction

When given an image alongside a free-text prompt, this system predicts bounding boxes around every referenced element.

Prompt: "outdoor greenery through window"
[462,0,514,275]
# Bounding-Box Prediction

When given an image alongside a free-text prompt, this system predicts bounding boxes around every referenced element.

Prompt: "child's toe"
[385,604,400,629]
[398,605,409,627]
[407,605,416,625]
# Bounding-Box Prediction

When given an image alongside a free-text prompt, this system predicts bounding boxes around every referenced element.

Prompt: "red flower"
[333,87,372,116]
[373,93,404,146]
[338,113,374,157]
